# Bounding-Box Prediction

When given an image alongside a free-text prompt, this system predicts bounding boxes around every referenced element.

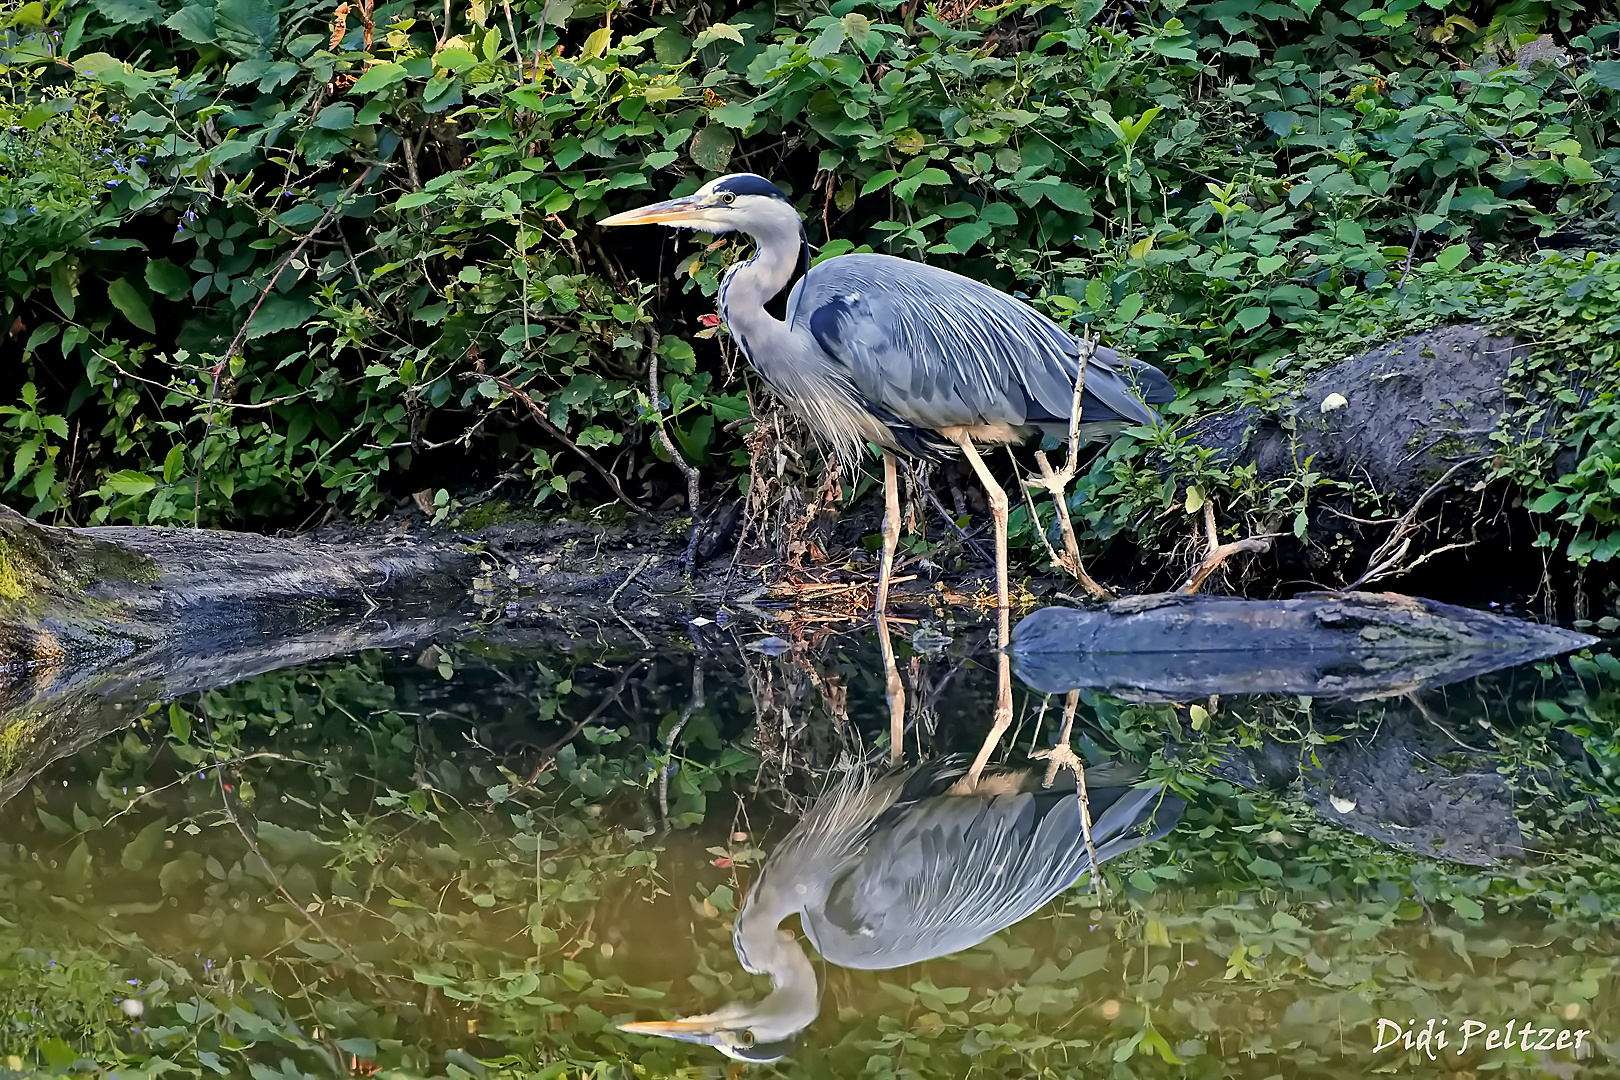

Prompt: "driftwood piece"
[1008,591,1595,701]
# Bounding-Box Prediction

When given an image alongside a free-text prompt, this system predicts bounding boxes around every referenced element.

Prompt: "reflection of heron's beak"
[599,197,710,228]
[617,1017,731,1045]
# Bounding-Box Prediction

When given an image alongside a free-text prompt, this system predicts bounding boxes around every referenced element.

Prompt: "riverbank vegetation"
[5,0,1620,583]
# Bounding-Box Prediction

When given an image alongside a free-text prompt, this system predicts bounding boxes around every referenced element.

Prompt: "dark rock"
[1188,323,1525,504]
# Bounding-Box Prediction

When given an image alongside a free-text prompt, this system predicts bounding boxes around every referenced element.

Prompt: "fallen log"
[1008,591,1595,701]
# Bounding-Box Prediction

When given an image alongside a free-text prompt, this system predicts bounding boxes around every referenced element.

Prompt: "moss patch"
[0,540,26,604]
[0,715,39,781]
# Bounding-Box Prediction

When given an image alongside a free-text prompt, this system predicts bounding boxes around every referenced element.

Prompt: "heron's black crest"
[715,174,792,201]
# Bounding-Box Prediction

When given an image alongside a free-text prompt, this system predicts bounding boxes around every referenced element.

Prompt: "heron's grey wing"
[788,253,1171,438]
[802,780,1184,970]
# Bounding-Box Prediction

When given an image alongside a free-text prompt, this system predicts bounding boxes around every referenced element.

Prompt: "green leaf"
[691,22,743,50]
[93,0,163,24]
[313,104,356,130]
[894,167,949,201]
[167,701,192,741]
[688,125,735,172]
[860,170,898,196]
[1234,305,1271,332]
[145,258,190,301]
[214,0,278,59]
[945,221,992,252]
[1435,243,1470,270]
[164,1,216,44]
[162,445,186,486]
[807,21,846,58]
[1525,490,1564,514]
[349,61,408,94]
[121,818,168,871]
[107,278,155,333]
[1589,60,1620,91]
[244,295,317,339]
[104,470,158,496]
[709,101,756,130]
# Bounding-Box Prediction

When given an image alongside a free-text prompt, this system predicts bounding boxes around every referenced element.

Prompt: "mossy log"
[0,504,480,801]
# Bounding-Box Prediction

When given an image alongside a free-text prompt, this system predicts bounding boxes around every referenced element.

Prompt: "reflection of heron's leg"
[877,613,906,765]
[959,640,1013,790]
[875,451,901,615]
[949,435,1010,643]
[952,434,1013,790]
[1033,690,1104,897]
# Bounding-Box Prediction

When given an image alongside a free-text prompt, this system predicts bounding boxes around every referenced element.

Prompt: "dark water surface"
[1,619,1617,1078]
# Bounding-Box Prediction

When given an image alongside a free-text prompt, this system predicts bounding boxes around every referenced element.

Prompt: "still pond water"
[1,618,1617,1079]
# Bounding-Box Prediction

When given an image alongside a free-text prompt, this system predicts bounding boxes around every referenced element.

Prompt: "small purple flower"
[107,179,119,187]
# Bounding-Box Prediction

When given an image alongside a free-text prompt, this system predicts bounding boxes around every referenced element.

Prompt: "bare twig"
[659,660,704,828]
[525,659,648,785]
[1349,456,1484,588]
[199,704,394,999]
[908,460,991,563]
[488,373,645,513]
[1021,328,1111,599]
[1179,535,1282,594]
[645,330,703,572]
[193,167,377,527]
[609,554,655,610]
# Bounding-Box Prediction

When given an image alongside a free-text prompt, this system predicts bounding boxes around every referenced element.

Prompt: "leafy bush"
[2,0,1620,565]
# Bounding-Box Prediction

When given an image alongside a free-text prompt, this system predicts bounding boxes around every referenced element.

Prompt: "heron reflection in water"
[619,755,1185,1061]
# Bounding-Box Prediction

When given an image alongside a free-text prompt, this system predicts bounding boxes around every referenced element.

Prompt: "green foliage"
[2,0,1620,576]
[2,638,1618,1077]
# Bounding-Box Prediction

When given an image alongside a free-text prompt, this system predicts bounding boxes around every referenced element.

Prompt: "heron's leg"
[1032,690,1104,898]
[875,451,902,615]
[877,612,906,766]
[951,433,1013,790]
[875,452,907,765]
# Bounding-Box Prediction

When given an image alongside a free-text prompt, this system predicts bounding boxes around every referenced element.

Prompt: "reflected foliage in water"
[0,631,1617,1077]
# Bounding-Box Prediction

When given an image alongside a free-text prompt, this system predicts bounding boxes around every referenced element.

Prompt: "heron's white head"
[617,998,808,1063]
[598,173,796,234]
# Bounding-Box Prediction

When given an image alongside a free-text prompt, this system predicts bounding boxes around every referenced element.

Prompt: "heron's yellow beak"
[598,196,712,228]
[617,1016,732,1044]
[619,1018,714,1033]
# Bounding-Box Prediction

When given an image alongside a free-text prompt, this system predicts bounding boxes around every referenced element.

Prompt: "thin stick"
[645,331,702,571]
[489,374,645,513]
[193,168,376,526]
[200,703,394,999]
[1180,534,1283,594]
[1349,456,1484,588]
[609,554,655,610]
[659,659,704,828]
[907,459,991,562]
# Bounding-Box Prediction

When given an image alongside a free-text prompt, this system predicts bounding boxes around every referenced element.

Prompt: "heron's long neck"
[719,213,808,364]
[733,884,820,1031]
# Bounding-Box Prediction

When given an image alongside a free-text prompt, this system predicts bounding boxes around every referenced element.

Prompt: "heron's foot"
[1032,741,1086,789]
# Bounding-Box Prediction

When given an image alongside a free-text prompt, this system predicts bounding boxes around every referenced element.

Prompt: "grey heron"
[600,175,1174,782]
[618,755,1185,1061]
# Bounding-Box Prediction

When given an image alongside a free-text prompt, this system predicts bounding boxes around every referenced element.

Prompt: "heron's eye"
[738,1029,756,1047]
[720,191,736,205]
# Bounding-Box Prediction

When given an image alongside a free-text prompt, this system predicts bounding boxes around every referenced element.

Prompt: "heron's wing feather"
[806,778,1184,969]
[791,254,1170,436]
